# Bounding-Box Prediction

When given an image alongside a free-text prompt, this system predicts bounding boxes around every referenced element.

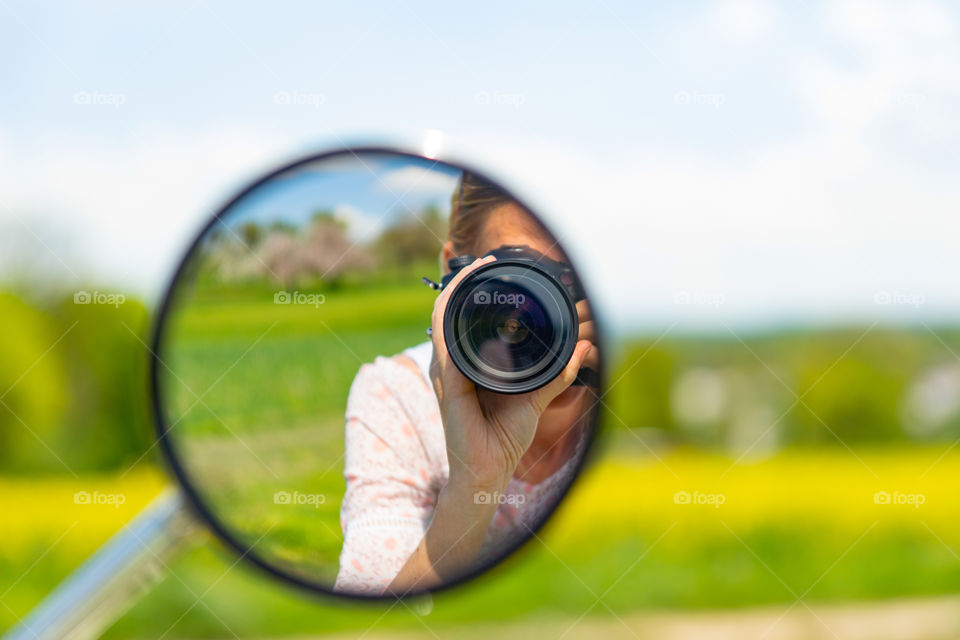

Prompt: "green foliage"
[0,291,152,474]
[0,293,70,470]
[52,296,154,471]
[605,327,960,447]
[7,272,960,477]
[238,222,263,247]
[603,341,676,432]
[373,204,447,270]
[310,209,344,228]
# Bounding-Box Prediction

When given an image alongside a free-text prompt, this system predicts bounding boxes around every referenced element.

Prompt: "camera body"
[439,245,585,299]
[439,245,589,394]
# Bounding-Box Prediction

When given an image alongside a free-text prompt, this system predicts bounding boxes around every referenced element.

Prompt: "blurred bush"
[0,290,152,474]
[605,327,960,451]
[6,265,960,476]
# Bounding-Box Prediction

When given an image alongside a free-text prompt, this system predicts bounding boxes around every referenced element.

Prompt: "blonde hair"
[448,171,514,255]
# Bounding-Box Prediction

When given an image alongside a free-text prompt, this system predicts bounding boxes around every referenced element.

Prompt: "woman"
[334,172,597,595]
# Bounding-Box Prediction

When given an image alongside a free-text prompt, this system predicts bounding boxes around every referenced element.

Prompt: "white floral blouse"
[333,341,585,595]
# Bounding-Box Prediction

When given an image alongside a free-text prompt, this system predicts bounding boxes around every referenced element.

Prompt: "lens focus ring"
[443,261,578,394]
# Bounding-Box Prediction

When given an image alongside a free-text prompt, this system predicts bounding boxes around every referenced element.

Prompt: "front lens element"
[446,263,577,393]
[461,278,556,376]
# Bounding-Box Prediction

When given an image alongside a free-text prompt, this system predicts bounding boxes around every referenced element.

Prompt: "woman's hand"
[387,256,593,595]
[429,256,594,492]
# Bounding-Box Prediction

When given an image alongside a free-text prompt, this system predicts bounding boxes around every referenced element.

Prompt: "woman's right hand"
[428,256,594,494]
[388,256,593,594]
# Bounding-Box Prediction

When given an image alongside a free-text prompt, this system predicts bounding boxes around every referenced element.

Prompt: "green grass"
[156,277,440,587]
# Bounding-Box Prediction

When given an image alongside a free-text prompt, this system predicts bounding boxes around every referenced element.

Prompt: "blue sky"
[2,0,960,334]
[221,153,459,241]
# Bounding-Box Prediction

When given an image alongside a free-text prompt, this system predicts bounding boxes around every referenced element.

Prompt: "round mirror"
[150,147,604,598]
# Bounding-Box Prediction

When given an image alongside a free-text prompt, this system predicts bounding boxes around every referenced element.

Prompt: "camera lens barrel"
[443,257,579,394]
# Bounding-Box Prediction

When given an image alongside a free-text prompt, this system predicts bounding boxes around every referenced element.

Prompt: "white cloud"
[827,0,955,48]
[334,203,384,244]
[459,54,960,334]
[0,124,292,301]
[797,0,960,144]
[378,165,459,198]
[707,0,778,48]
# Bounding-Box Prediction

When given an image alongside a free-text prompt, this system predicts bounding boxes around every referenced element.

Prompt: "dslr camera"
[432,245,595,394]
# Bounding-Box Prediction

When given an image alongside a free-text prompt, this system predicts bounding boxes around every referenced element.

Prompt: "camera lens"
[464,279,555,374]
[444,262,578,394]
[495,317,529,345]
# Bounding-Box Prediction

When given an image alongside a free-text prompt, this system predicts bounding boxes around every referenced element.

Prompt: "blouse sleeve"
[333,361,437,595]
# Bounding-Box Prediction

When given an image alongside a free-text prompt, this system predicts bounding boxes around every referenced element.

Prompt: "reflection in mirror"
[154,150,602,597]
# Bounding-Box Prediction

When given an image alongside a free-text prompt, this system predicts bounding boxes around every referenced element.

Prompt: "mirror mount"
[3,490,203,640]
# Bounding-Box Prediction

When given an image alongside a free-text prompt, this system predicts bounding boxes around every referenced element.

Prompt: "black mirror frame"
[148,144,606,600]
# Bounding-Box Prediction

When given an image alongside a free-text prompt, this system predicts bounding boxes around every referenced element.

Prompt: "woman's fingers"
[575,299,593,324]
[430,255,496,396]
[532,339,594,410]
[575,301,599,368]
[581,345,601,373]
[578,319,596,344]
[577,320,599,371]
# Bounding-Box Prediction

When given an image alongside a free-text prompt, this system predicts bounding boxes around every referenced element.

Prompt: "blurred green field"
[158,276,442,585]
[5,274,960,637]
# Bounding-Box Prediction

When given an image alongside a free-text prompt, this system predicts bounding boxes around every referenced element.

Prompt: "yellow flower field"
[552,446,960,549]
[3,447,959,638]
[4,446,957,569]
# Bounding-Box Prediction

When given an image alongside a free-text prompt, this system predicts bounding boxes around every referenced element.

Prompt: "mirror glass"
[153,149,603,597]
